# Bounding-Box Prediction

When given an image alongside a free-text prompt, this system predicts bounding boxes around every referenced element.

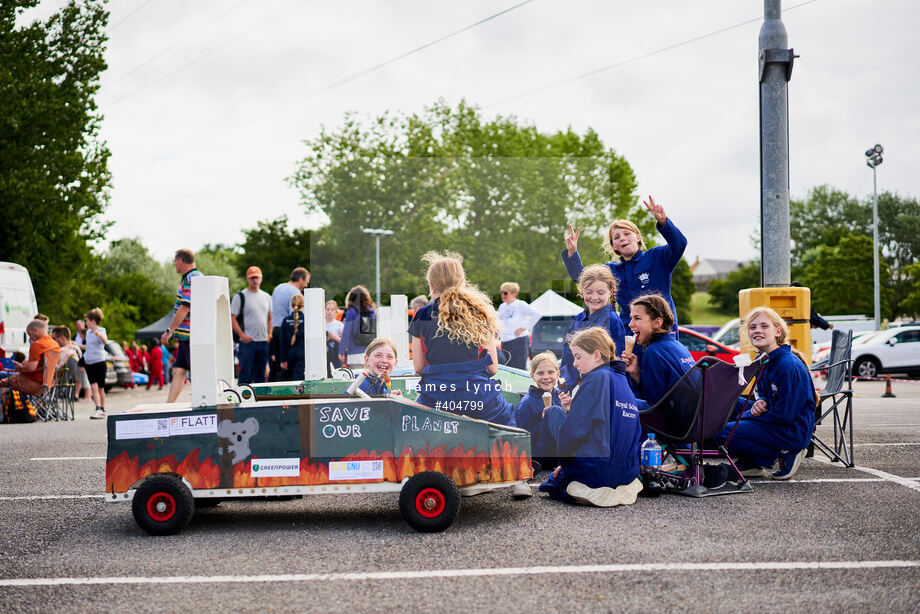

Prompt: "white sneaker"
[613,478,643,506]
[565,481,621,507]
[510,482,532,498]
[90,408,105,420]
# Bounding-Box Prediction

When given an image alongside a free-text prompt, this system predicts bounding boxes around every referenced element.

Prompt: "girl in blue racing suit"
[408,252,514,426]
[539,327,643,507]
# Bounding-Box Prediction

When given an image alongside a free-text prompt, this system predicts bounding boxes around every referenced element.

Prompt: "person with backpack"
[338,285,377,368]
[231,266,273,385]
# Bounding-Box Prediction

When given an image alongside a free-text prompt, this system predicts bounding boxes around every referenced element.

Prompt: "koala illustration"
[217,417,259,464]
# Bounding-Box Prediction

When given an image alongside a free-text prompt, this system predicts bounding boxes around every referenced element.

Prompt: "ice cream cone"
[624,335,635,354]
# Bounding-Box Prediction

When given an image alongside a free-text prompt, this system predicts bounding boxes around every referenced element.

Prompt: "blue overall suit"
[539,361,642,502]
[714,345,816,467]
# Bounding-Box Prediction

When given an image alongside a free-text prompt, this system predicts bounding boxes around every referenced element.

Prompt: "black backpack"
[232,290,246,343]
[353,311,376,347]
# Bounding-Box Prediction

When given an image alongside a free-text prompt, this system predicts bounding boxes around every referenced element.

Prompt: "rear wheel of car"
[854,356,880,379]
[399,471,460,533]
[132,475,194,535]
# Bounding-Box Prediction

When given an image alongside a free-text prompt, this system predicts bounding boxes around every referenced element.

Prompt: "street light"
[865,144,883,330]
[363,228,393,306]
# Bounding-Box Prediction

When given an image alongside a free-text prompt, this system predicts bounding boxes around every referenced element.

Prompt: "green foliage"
[289,100,639,302]
[801,234,893,319]
[791,186,920,318]
[237,217,310,294]
[670,258,694,325]
[900,263,920,318]
[707,262,761,314]
[195,244,243,293]
[0,0,111,312]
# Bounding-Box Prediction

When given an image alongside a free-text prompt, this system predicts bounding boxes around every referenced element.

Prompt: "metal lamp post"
[865,144,883,330]
[363,228,393,306]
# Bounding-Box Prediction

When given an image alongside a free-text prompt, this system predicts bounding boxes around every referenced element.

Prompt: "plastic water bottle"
[640,433,662,498]
[640,433,662,474]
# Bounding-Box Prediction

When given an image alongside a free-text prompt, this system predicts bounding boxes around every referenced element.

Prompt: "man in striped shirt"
[161,249,202,403]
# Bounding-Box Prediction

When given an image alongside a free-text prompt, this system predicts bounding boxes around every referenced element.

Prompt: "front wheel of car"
[854,356,880,379]
[399,471,460,533]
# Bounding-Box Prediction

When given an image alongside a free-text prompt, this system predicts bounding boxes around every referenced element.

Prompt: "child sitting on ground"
[539,327,643,507]
[715,306,817,481]
[512,351,566,472]
[358,338,403,397]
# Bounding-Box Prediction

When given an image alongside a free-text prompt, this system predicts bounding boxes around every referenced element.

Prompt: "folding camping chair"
[29,350,61,421]
[53,368,76,421]
[809,329,854,467]
[639,354,766,498]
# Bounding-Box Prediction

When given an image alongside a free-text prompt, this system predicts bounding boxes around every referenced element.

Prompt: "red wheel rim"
[414,488,446,518]
[147,492,177,522]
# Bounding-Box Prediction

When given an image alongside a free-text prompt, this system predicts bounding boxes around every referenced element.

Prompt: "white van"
[0,262,39,355]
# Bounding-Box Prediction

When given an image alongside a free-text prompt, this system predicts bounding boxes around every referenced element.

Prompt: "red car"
[677,326,740,363]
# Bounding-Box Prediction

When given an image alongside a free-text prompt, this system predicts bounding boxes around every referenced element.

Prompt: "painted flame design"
[106,440,531,493]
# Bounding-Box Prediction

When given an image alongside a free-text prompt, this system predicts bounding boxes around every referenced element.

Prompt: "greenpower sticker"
[250,458,301,478]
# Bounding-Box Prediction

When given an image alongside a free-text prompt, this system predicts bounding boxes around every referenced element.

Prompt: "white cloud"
[23,0,920,270]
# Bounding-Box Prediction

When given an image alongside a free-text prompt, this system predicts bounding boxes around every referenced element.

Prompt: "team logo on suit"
[638,272,650,285]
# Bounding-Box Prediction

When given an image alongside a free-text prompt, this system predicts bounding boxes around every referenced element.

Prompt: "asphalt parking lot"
[1,379,919,613]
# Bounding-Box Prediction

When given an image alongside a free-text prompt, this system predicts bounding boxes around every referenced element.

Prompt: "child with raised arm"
[558,264,627,391]
[539,327,643,507]
[512,351,566,471]
[715,306,817,481]
[562,196,687,330]
[408,251,514,426]
[622,294,698,414]
[357,338,403,397]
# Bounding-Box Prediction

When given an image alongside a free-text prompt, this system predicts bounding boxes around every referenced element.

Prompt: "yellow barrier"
[738,287,812,364]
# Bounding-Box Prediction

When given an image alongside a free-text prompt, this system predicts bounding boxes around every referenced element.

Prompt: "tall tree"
[289,100,639,302]
[707,262,761,314]
[0,0,111,315]
[801,234,893,319]
[237,217,310,294]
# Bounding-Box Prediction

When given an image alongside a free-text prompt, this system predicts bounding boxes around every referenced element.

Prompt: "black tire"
[853,356,880,379]
[132,475,194,535]
[399,471,460,533]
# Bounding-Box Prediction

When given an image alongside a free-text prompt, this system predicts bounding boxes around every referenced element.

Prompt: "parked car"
[0,262,39,356]
[103,340,133,391]
[677,327,740,363]
[712,318,741,349]
[529,316,574,359]
[849,326,920,378]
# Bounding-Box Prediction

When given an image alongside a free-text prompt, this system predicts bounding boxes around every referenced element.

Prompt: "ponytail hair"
[422,251,499,349]
[568,327,617,363]
[290,294,304,346]
[630,294,674,339]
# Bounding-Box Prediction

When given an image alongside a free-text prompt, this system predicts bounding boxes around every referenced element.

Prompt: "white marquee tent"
[529,290,583,317]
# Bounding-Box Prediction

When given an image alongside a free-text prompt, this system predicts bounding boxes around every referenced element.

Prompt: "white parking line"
[0,495,104,501]
[853,443,920,447]
[1,560,917,587]
[29,457,106,461]
[812,457,920,493]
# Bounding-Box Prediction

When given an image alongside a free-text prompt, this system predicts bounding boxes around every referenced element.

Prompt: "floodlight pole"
[363,228,393,306]
[871,164,881,330]
[759,0,797,287]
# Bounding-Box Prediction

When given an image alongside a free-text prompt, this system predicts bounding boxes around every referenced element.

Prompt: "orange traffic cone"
[881,374,896,398]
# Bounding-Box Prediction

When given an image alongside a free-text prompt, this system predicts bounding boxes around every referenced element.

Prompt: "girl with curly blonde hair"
[408,251,514,426]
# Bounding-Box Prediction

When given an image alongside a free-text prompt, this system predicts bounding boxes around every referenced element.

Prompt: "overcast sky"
[21,0,920,270]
